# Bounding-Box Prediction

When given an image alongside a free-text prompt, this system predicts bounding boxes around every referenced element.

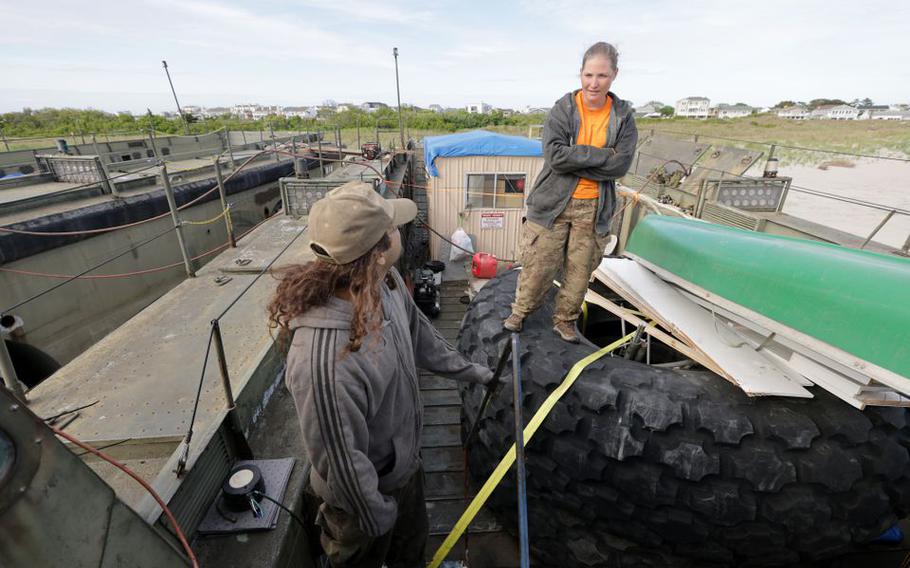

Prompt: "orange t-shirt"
[572,91,612,199]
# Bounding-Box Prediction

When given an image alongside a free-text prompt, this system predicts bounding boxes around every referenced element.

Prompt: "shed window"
[466,173,525,209]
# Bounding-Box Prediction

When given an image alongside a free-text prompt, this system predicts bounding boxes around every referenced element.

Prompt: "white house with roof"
[868,109,910,121]
[675,97,711,119]
[635,101,664,118]
[809,105,836,119]
[777,106,809,119]
[714,103,754,119]
[201,106,229,118]
[826,105,860,120]
[361,102,388,113]
[283,106,317,119]
[466,102,492,114]
[428,104,445,113]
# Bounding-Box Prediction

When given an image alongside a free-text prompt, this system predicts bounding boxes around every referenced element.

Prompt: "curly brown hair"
[268,234,394,353]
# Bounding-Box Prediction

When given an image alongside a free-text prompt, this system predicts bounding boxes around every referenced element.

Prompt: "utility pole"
[162,60,190,135]
[393,47,405,149]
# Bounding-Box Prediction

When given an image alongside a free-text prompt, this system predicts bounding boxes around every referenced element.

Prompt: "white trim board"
[594,258,812,398]
[583,290,725,376]
[626,252,910,398]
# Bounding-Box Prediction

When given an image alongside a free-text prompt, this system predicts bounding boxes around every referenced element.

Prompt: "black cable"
[183,324,216,449]
[1,225,177,315]
[252,491,308,531]
[42,399,99,422]
[415,215,517,263]
[74,438,132,457]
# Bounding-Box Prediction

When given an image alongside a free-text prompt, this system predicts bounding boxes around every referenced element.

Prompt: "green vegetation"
[2,107,907,165]
[0,106,547,151]
[637,114,910,164]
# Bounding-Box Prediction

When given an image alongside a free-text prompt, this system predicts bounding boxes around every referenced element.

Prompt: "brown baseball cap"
[309,181,417,264]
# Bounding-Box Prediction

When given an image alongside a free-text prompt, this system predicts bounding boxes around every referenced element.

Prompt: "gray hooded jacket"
[525,90,638,234]
[285,269,492,537]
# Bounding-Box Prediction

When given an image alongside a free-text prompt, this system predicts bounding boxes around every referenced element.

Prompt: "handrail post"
[211,319,253,459]
[510,333,531,568]
[861,209,896,249]
[269,121,279,163]
[147,128,159,158]
[317,132,324,176]
[160,163,196,277]
[224,128,236,170]
[94,156,118,198]
[0,336,26,402]
[213,159,236,248]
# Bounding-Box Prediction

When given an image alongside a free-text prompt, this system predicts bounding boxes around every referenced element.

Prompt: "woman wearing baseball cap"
[269,181,494,567]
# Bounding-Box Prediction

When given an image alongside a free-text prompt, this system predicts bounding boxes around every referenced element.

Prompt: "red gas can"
[472,252,498,279]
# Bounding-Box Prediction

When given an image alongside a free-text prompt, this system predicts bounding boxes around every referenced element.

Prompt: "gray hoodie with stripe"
[285,269,493,536]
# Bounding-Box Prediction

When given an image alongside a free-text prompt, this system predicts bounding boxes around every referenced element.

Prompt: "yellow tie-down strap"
[427,330,638,568]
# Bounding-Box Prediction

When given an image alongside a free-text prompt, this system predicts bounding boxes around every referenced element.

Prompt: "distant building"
[230,104,283,120]
[826,105,860,120]
[635,101,664,119]
[867,109,910,121]
[284,106,317,119]
[182,105,204,117]
[428,104,445,113]
[714,103,754,119]
[361,101,388,113]
[523,106,550,115]
[675,97,711,119]
[201,106,230,118]
[777,105,809,120]
[466,102,492,114]
[809,105,836,119]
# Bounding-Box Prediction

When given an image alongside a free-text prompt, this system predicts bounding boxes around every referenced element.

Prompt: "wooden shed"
[423,130,544,262]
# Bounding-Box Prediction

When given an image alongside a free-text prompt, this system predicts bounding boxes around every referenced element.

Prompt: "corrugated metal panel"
[428,155,544,261]
[700,201,763,231]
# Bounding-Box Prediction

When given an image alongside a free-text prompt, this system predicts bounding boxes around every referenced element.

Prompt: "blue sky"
[1,0,907,113]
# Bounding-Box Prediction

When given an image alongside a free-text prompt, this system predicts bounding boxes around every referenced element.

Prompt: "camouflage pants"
[304,467,428,568]
[512,198,611,323]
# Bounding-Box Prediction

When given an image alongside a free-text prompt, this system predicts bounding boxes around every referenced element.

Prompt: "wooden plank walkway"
[422,280,519,567]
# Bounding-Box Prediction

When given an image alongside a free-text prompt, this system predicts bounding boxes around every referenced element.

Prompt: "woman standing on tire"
[504,41,638,343]
[268,181,494,568]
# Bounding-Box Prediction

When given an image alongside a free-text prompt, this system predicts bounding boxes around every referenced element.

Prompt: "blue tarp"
[423,130,542,177]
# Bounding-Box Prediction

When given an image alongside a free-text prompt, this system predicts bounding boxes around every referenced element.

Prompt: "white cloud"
[0,0,907,112]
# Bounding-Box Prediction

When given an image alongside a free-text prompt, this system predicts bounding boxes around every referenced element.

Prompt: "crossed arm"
[542,102,639,181]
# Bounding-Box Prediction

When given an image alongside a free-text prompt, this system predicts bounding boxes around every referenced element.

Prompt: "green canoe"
[625,215,910,381]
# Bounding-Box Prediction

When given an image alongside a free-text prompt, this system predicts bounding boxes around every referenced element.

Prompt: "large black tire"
[457,270,910,567]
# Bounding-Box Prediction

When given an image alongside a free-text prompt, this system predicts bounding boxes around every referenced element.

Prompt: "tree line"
[0,106,548,138]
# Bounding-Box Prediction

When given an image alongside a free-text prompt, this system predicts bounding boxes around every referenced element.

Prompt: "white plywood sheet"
[596,258,812,398]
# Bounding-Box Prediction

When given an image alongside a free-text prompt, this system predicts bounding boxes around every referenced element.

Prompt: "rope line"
[0,226,176,313]
[0,149,278,237]
[181,205,232,226]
